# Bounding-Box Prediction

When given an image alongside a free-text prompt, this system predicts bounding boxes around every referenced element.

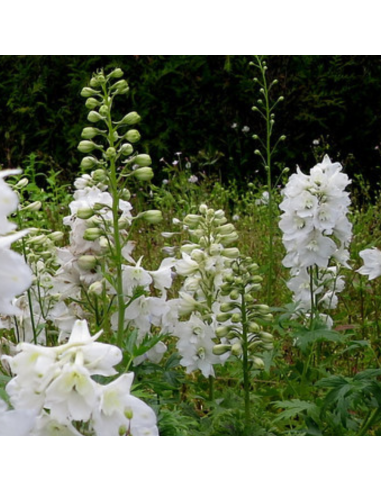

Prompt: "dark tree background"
[1,55,380,188]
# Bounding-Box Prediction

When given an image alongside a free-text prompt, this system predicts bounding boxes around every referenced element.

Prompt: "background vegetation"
[1,55,381,189]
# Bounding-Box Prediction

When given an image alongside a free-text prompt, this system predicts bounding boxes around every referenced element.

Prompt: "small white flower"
[357,247,381,280]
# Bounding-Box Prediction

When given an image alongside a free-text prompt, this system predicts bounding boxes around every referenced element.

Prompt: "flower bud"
[213,344,231,356]
[92,169,107,183]
[139,210,163,224]
[21,201,42,212]
[118,217,130,229]
[183,214,201,228]
[77,255,97,271]
[231,313,241,324]
[76,207,94,220]
[99,105,109,118]
[78,140,99,153]
[109,68,124,79]
[81,127,101,139]
[259,332,274,343]
[256,304,271,315]
[87,111,103,123]
[89,281,103,295]
[221,247,240,259]
[105,147,117,159]
[119,111,141,126]
[133,166,154,181]
[81,156,99,170]
[125,129,141,143]
[216,224,235,236]
[14,178,29,189]
[27,234,46,245]
[81,87,100,98]
[111,79,129,94]
[219,232,239,246]
[133,154,152,167]
[231,343,243,356]
[120,144,134,156]
[85,98,100,110]
[248,322,261,333]
[47,231,64,242]
[252,357,265,370]
[229,290,240,301]
[83,228,102,241]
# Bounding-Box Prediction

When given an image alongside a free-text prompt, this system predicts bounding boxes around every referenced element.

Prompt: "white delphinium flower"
[0,170,33,316]
[0,399,37,436]
[279,155,352,325]
[162,205,239,376]
[2,319,159,435]
[357,247,381,280]
[92,373,158,436]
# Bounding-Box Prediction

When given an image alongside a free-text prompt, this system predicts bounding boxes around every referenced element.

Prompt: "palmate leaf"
[272,399,319,424]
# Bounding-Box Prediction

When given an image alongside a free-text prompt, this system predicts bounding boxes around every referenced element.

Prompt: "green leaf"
[272,399,318,423]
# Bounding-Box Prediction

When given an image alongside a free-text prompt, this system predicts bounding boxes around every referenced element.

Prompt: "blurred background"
[1,55,380,191]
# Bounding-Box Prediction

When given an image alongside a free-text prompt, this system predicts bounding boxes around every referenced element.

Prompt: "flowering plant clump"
[162,204,240,377]
[0,170,32,317]
[1,319,158,436]
[279,155,352,326]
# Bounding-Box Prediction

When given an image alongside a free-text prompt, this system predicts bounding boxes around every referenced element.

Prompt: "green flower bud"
[125,129,141,143]
[87,111,103,123]
[215,324,231,336]
[81,156,99,170]
[89,281,103,295]
[81,87,100,98]
[133,154,152,167]
[77,255,98,271]
[220,302,235,313]
[248,322,261,333]
[105,147,117,159]
[229,290,240,301]
[86,216,103,227]
[76,207,94,220]
[231,313,241,324]
[120,144,134,156]
[27,234,46,245]
[252,357,265,370]
[119,111,141,126]
[21,201,42,212]
[85,98,100,110]
[183,214,201,228]
[118,217,130,229]
[221,247,240,259]
[133,166,154,181]
[219,232,239,246]
[244,293,254,304]
[199,204,208,214]
[81,127,101,139]
[108,68,124,79]
[99,105,109,118]
[256,304,271,315]
[261,343,274,351]
[78,140,100,153]
[231,343,243,356]
[139,210,163,224]
[213,344,231,356]
[14,178,29,189]
[47,231,64,242]
[216,224,236,235]
[92,169,107,183]
[259,332,273,343]
[111,79,129,93]
[83,228,102,241]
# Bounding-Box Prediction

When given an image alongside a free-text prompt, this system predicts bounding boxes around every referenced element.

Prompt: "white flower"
[357,247,381,280]
[0,399,37,436]
[91,373,158,436]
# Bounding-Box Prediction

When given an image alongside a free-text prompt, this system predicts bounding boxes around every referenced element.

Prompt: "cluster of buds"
[78,68,154,185]
[162,205,240,377]
[213,257,274,370]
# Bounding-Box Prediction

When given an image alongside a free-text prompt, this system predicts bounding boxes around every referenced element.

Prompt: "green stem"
[241,292,251,434]
[357,407,381,436]
[102,82,125,348]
